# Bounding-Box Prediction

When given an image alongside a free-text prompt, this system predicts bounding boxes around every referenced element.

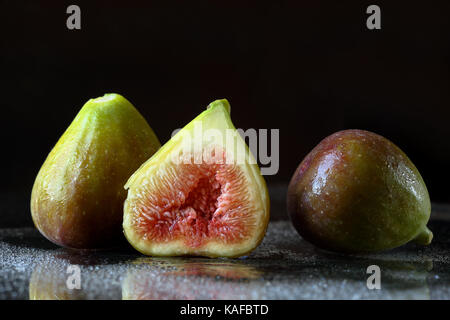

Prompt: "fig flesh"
[287,129,432,253]
[31,94,160,249]
[123,99,270,257]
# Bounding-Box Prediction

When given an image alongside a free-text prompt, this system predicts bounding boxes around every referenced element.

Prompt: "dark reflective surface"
[0,208,449,299]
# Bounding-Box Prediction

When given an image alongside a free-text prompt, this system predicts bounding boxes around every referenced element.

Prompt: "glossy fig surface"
[287,129,432,253]
[31,94,160,249]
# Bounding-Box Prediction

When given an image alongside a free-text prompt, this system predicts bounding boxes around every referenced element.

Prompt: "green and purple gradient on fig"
[31,94,161,249]
[287,129,432,253]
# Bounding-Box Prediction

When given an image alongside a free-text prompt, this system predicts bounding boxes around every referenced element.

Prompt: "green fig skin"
[287,129,432,253]
[31,94,161,249]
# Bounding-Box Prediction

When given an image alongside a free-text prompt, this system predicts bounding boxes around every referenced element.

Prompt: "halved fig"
[123,99,270,257]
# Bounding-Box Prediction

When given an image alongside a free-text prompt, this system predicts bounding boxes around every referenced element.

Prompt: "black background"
[1,1,449,227]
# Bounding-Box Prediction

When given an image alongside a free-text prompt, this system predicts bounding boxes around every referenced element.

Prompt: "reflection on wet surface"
[0,214,449,299]
[122,258,264,300]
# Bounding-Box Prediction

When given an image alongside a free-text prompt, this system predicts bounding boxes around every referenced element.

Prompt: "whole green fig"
[287,129,432,253]
[31,94,160,249]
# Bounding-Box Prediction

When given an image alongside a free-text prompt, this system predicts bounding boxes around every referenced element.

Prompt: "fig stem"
[207,99,231,114]
[413,227,433,246]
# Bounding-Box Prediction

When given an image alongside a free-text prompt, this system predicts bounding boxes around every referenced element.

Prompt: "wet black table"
[1,186,449,300]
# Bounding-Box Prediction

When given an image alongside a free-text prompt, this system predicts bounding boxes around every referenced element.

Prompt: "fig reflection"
[28,250,125,300]
[122,257,263,300]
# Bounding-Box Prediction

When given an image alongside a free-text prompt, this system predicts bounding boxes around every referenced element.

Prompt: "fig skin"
[287,129,432,253]
[31,94,160,249]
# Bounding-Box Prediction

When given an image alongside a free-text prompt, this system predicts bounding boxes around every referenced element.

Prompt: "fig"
[31,94,161,249]
[287,129,432,253]
[123,99,270,258]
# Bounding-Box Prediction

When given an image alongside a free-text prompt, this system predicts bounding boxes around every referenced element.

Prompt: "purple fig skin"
[287,129,432,253]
